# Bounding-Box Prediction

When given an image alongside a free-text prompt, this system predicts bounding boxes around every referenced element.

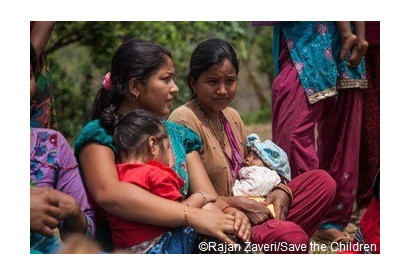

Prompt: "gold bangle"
[184,204,190,226]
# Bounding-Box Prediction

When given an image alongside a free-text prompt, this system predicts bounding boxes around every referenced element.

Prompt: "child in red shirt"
[101,108,216,253]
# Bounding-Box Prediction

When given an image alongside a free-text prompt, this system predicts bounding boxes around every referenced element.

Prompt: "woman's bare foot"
[339,32,358,61]
[314,228,351,243]
[348,39,369,67]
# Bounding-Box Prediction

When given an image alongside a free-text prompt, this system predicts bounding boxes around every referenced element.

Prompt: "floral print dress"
[30,128,95,253]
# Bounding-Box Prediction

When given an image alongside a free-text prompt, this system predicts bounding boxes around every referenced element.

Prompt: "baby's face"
[243,151,265,167]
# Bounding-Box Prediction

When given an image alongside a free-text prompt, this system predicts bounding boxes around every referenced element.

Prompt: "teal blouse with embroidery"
[273,21,368,104]
[74,119,202,198]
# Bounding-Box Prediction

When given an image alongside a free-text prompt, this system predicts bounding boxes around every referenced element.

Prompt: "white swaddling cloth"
[233,166,281,197]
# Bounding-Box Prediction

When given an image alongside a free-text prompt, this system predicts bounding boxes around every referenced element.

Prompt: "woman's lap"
[251,169,336,253]
[287,169,336,236]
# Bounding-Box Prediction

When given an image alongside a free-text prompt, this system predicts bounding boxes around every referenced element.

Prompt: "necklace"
[194,99,225,148]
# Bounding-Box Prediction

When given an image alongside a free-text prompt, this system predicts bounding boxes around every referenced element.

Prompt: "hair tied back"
[113,113,121,128]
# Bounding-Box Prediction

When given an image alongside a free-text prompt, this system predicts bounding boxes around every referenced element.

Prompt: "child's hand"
[222,206,252,242]
[188,207,237,245]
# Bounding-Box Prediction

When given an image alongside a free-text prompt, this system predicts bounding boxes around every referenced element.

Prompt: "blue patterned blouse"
[273,21,368,104]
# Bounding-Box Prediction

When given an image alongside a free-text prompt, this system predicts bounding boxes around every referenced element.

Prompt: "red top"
[107,161,184,248]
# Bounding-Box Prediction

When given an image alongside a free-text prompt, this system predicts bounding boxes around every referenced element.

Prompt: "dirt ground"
[244,123,272,141]
[244,123,362,254]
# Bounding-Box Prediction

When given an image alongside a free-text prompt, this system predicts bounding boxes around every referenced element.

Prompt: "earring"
[134,94,139,102]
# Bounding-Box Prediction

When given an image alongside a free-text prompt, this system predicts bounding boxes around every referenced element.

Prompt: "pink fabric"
[271,33,363,229]
[271,36,324,176]
[365,21,380,45]
[316,90,363,226]
[220,112,243,184]
[251,170,336,253]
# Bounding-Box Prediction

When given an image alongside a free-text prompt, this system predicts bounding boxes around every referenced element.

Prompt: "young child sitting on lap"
[233,133,292,218]
[100,107,216,253]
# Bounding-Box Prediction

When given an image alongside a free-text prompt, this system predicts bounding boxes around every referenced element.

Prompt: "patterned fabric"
[233,166,281,197]
[30,177,61,254]
[163,121,203,197]
[233,166,280,218]
[30,179,36,188]
[126,235,164,254]
[147,226,196,254]
[273,21,367,104]
[30,233,61,254]
[247,133,292,181]
[74,120,202,198]
[30,128,95,239]
[30,23,57,129]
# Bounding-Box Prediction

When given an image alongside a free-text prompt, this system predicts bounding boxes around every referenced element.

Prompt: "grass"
[241,107,271,125]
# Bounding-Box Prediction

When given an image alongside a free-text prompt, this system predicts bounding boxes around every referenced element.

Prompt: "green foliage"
[240,107,272,125]
[49,44,99,145]
[46,21,274,145]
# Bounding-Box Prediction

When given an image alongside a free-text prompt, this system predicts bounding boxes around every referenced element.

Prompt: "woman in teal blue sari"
[74,39,251,253]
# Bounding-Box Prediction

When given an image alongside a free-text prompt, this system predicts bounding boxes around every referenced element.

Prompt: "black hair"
[30,43,37,73]
[91,39,172,121]
[100,107,167,161]
[187,38,239,98]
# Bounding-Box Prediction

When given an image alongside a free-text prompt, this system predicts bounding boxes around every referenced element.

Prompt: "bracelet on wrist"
[184,204,190,226]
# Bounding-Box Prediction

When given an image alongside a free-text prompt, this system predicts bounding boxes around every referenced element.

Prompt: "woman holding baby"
[169,38,336,253]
